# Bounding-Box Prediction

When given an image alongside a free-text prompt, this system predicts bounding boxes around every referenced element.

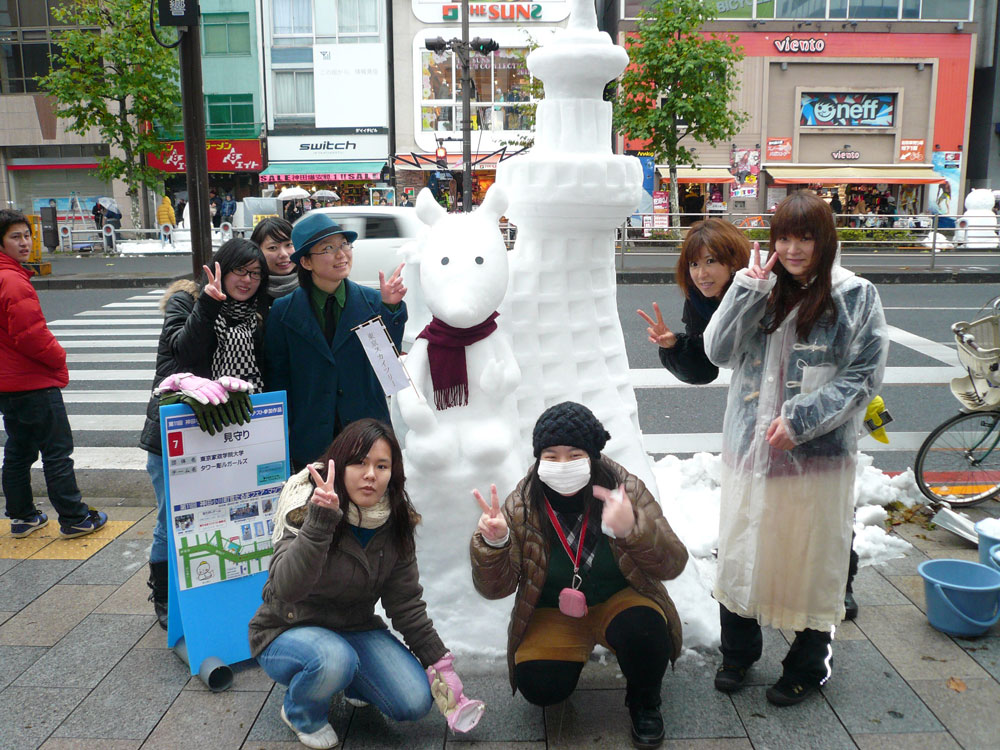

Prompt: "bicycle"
[915,301,1000,507]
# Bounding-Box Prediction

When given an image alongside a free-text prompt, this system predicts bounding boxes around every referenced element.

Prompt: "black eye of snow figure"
[475,256,484,264]
[441,257,449,265]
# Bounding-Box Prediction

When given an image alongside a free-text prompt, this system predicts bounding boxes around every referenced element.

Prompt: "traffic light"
[470,38,499,54]
[425,37,448,53]
[435,146,448,168]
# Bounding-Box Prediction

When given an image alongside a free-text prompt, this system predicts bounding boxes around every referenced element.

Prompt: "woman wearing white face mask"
[469,402,688,750]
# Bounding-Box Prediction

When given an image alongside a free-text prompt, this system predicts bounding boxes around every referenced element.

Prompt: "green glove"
[158,392,183,407]
[179,394,226,435]
[217,397,239,427]
[229,391,254,425]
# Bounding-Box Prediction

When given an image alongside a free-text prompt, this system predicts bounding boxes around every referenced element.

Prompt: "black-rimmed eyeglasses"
[232,267,263,280]
[310,241,353,256]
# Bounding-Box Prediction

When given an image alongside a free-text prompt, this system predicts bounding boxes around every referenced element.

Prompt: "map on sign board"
[163,398,288,591]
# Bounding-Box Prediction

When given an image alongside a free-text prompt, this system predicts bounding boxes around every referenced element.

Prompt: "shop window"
[918,0,972,19]
[287,0,379,45]
[203,13,251,56]
[206,94,257,138]
[846,0,900,18]
[420,45,538,133]
[773,1,827,18]
[274,70,314,118]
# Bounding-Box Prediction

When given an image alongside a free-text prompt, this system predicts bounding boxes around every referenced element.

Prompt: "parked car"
[300,206,429,346]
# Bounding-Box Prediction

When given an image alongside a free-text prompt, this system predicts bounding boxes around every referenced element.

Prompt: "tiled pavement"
[2,499,1000,750]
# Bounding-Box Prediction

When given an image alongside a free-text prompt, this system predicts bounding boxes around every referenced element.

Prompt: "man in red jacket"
[0,209,107,538]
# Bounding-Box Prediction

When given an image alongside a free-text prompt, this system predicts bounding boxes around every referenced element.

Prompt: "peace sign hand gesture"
[636,302,677,349]
[308,460,339,510]
[593,483,636,538]
[746,241,778,280]
[379,262,407,305]
[203,262,227,301]
[472,484,508,543]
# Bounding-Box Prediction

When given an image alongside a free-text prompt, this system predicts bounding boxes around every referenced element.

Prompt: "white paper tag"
[354,317,412,396]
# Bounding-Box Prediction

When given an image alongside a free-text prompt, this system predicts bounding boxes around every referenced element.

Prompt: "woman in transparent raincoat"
[703,191,888,706]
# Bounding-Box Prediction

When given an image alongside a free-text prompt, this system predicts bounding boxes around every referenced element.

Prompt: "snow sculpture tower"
[496,0,655,492]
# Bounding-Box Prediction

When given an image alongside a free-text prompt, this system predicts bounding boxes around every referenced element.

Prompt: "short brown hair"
[675,219,751,298]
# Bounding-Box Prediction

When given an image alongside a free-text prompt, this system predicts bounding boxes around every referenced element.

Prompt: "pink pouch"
[558,587,588,618]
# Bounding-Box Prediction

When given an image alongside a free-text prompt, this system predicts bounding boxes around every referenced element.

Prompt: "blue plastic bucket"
[975,520,1000,567]
[917,559,1000,637]
[991,544,1000,576]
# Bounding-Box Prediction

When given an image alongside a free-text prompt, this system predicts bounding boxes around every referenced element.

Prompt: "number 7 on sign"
[167,431,184,457]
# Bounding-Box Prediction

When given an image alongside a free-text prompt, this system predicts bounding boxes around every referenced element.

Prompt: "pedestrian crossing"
[1,288,969,478]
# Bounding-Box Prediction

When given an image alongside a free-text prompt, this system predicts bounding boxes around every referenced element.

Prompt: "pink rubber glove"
[426,652,485,733]
[216,376,254,393]
[154,373,228,405]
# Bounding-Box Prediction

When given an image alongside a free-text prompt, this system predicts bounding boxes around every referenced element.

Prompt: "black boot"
[626,687,664,749]
[844,543,859,620]
[147,561,168,630]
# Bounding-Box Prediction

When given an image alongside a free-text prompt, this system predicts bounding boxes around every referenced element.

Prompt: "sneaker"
[766,674,817,706]
[10,511,48,538]
[714,664,749,693]
[280,705,339,749]
[844,591,859,621]
[59,509,108,539]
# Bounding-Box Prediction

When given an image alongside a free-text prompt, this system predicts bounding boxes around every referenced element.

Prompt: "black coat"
[658,296,720,385]
[138,280,265,454]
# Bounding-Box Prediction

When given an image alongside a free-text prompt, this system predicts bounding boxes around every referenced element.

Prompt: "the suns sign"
[412,0,569,23]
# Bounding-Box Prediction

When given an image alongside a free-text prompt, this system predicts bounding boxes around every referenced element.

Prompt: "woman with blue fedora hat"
[264,212,407,470]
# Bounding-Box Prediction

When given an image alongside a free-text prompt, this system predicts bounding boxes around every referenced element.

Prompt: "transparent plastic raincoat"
[703,265,888,631]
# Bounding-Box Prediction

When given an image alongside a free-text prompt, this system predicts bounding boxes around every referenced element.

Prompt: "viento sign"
[412,0,568,23]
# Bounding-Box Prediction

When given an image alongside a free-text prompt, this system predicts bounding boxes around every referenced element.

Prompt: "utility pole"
[425,3,496,213]
[177,21,212,276]
[385,0,397,200]
[460,0,472,213]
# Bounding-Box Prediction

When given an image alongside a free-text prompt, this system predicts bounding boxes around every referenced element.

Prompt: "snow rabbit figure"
[393,186,523,499]
[956,188,999,249]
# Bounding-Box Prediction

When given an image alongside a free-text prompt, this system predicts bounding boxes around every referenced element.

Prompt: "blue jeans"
[257,626,433,732]
[146,451,168,564]
[0,387,88,525]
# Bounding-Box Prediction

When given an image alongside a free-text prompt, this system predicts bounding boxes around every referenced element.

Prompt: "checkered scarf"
[211,299,263,391]
[548,502,600,573]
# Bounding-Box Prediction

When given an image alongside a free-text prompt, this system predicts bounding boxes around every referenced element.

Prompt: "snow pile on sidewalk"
[116,229,224,256]
[654,451,922,653]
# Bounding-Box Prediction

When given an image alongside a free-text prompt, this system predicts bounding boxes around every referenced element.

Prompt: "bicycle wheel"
[915,411,1000,507]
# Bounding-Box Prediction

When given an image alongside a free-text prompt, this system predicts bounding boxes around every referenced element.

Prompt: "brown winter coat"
[470,458,689,692]
[248,500,448,666]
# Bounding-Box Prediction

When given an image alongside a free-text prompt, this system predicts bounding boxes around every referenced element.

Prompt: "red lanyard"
[543,498,589,573]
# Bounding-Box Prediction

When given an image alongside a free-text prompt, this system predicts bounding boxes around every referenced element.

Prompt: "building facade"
[618,0,979,219]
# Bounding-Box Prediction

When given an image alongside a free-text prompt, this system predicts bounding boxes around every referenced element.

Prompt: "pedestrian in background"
[470,402,688,749]
[221,193,237,225]
[91,201,104,229]
[251,217,297,313]
[209,189,223,228]
[263,212,407,471]
[139,238,269,628]
[0,209,108,540]
[704,191,888,705]
[156,196,176,228]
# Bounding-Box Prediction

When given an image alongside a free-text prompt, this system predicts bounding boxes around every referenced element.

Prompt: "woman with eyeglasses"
[139,238,269,628]
[264,212,407,472]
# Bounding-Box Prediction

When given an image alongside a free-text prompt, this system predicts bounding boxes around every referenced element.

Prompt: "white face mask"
[537,457,592,495]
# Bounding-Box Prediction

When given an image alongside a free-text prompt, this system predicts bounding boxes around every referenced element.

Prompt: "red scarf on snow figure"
[417,312,500,410]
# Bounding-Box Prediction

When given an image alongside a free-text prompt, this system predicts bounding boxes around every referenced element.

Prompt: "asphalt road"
[3,281,993,495]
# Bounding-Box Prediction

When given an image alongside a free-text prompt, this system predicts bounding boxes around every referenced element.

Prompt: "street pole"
[177,21,212,277]
[461,0,472,213]
[385,0,397,200]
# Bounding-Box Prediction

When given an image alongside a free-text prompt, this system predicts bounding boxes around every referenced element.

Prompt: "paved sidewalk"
[1,494,999,750]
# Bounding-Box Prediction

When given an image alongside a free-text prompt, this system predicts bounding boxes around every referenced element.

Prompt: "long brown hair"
[675,218,751,299]
[317,419,420,557]
[763,191,838,339]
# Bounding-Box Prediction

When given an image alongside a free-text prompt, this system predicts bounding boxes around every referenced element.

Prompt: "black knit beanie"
[532,402,611,460]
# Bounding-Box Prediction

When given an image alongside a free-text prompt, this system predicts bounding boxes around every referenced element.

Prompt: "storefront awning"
[765,166,946,185]
[394,153,502,171]
[656,167,736,184]
[259,161,385,183]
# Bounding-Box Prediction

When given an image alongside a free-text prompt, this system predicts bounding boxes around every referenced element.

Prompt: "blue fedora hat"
[289,212,358,265]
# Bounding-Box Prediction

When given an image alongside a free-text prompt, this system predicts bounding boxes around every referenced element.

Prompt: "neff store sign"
[800,93,895,128]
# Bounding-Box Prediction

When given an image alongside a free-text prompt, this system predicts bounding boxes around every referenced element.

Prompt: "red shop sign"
[149,139,264,173]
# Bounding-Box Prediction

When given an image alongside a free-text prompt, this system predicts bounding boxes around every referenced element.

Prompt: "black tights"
[514,606,671,707]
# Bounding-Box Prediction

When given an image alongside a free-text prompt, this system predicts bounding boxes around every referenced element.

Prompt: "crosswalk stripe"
[76,310,164,317]
[63,390,149,403]
[103,302,162,307]
[54,330,162,337]
[60,340,158,348]
[49,319,167,326]
[31,447,148,471]
[1,414,144,435]
[68,370,153,381]
[67,352,156,362]
[887,325,960,367]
